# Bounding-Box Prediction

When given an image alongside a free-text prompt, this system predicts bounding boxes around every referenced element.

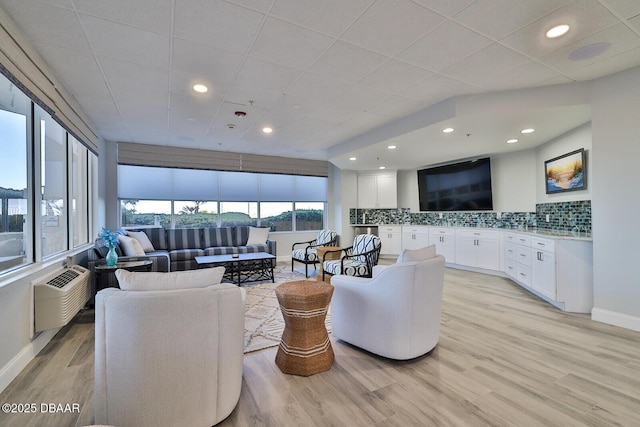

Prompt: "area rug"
[244,263,332,354]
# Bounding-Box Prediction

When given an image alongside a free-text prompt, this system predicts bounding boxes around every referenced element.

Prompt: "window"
[295,202,325,231]
[260,202,293,232]
[0,76,30,272]
[220,202,257,227]
[175,201,217,228]
[39,108,68,257]
[120,200,171,228]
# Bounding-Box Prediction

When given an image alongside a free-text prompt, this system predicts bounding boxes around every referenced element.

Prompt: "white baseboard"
[0,328,58,393]
[592,307,640,332]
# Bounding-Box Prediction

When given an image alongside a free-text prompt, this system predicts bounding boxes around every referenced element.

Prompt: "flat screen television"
[417,157,493,211]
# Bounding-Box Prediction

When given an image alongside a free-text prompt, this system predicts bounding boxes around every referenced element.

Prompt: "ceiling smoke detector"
[234,111,247,118]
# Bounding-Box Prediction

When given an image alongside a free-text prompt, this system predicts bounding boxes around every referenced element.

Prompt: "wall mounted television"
[417,157,493,211]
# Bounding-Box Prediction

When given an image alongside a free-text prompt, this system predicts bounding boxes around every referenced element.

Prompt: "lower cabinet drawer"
[517,246,532,267]
[504,257,517,279]
[516,264,532,287]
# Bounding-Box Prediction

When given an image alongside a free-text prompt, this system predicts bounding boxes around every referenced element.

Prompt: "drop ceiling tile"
[225,86,284,110]
[270,0,373,36]
[284,73,352,104]
[538,23,640,73]
[81,15,170,69]
[170,70,226,112]
[398,21,492,72]
[100,58,169,108]
[250,17,335,69]
[233,57,302,92]
[332,84,391,110]
[478,60,563,91]
[411,0,476,17]
[629,14,640,32]
[367,95,427,118]
[172,38,245,89]
[32,42,109,103]
[442,43,530,89]
[341,0,444,56]
[75,0,172,34]
[1,0,90,51]
[307,41,388,83]
[174,0,264,53]
[306,102,362,124]
[358,59,434,94]
[226,0,273,13]
[601,0,640,19]
[396,73,481,102]
[452,0,572,39]
[500,0,621,59]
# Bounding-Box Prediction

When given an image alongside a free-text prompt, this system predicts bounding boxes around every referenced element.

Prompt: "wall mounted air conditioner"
[33,265,90,333]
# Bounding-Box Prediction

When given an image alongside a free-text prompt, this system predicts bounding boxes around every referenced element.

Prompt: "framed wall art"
[544,148,586,194]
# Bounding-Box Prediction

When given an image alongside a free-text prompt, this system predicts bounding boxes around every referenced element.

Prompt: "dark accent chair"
[322,234,382,281]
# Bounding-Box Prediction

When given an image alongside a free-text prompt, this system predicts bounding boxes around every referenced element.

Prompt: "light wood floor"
[2,266,640,426]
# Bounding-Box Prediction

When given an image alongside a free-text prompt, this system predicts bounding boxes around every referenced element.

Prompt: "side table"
[94,259,153,295]
[316,246,342,282]
[275,280,334,376]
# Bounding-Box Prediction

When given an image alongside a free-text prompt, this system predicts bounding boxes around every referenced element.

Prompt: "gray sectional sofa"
[88,226,276,294]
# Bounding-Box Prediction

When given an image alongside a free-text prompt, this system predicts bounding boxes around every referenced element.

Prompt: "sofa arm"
[267,239,277,258]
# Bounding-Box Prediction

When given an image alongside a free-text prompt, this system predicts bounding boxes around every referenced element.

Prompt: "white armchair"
[94,268,244,427]
[330,254,445,360]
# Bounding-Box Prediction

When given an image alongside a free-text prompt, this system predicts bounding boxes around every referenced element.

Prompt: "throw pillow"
[115,266,225,291]
[118,234,146,256]
[127,230,155,252]
[246,226,269,245]
[396,245,437,263]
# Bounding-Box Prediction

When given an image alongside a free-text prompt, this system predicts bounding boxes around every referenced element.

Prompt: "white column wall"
[591,66,640,330]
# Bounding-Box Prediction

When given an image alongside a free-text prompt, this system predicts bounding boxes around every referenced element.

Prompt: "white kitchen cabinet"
[429,227,455,263]
[530,237,556,299]
[379,225,402,256]
[504,231,592,313]
[454,229,501,271]
[402,226,430,250]
[357,172,397,208]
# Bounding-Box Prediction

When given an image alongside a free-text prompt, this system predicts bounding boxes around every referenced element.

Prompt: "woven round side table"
[275,280,334,376]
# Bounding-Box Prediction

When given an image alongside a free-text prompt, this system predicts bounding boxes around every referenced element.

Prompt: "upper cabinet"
[357,172,397,208]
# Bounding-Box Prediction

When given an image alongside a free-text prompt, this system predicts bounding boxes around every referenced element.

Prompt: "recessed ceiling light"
[521,128,535,134]
[387,145,397,150]
[262,127,273,134]
[193,84,208,93]
[506,138,519,144]
[379,166,386,170]
[442,127,454,133]
[546,24,570,39]
[349,157,357,161]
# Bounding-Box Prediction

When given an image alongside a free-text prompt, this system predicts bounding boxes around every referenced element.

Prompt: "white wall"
[491,149,537,212]
[536,122,592,204]
[591,66,640,330]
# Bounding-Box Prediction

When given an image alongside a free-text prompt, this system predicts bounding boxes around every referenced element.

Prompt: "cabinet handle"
[520,254,526,257]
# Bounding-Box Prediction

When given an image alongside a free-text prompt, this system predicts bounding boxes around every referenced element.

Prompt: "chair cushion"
[396,245,436,263]
[316,230,336,245]
[352,234,380,262]
[292,247,318,262]
[169,248,205,262]
[323,259,370,277]
[237,244,269,254]
[115,267,225,291]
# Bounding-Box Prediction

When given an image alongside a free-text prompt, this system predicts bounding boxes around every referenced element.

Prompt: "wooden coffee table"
[195,252,275,286]
[274,280,334,376]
